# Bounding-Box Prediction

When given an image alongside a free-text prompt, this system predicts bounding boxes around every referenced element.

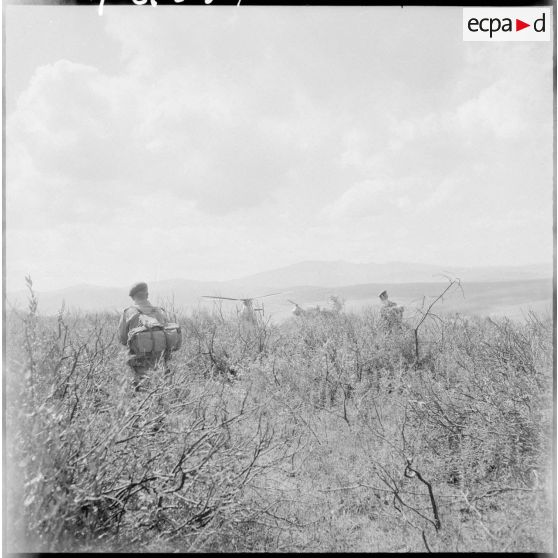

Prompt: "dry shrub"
[5,281,553,552]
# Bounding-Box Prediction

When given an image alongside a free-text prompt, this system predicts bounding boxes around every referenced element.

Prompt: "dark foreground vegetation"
[5,282,554,552]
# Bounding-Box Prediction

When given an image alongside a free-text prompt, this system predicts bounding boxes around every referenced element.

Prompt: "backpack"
[127,308,182,356]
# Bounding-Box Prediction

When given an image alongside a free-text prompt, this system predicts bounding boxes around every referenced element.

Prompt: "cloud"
[15,8,544,225]
[321,179,388,221]
[5,7,553,290]
[454,78,526,141]
[7,46,348,217]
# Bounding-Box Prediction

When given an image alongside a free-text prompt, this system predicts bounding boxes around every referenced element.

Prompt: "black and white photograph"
[4,0,555,553]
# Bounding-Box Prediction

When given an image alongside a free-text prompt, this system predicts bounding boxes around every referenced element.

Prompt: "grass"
[4,281,554,552]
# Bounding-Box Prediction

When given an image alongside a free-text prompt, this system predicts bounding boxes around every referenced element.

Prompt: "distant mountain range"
[6,260,553,318]
[227,260,552,288]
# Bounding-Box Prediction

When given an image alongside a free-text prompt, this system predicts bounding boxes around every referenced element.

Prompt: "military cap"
[129,282,148,298]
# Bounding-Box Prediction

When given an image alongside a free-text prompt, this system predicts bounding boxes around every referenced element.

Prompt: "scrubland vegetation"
[5,279,554,552]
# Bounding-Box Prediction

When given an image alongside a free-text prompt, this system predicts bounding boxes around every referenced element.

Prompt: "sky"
[5,5,554,291]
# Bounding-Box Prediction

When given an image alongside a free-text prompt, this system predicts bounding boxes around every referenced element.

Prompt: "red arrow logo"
[516,18,530,31]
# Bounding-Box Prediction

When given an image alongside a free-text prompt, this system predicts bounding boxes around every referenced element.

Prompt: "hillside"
[6,260,552,318]
[229,260,552,289]
[5,288,553,553]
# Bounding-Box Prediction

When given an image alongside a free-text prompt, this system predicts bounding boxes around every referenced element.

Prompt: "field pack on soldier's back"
[127,312,182,355]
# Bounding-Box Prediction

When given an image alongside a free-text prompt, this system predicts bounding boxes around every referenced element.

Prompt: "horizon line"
[5,258,553,294]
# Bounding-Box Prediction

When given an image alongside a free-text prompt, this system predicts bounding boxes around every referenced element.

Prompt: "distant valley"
[6,260,553,321]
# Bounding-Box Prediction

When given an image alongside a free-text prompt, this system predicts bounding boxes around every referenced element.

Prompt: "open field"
[5,284,554,552]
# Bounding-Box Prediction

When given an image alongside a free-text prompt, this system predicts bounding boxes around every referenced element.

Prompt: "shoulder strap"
[125,306,143,315]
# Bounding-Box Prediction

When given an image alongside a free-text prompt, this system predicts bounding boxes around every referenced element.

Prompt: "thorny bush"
[5,282,553,552]
[6,286,289,552]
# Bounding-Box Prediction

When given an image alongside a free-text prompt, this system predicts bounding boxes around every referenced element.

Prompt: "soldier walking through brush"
[118,282,181,390]
[379,290,404,332]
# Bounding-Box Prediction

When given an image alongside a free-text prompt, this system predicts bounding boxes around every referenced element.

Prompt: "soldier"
[379,290,404,332]
[118,282,170,390]
[289,300,306,317]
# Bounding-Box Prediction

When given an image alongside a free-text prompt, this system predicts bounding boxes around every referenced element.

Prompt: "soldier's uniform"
[379,302,404,332]
[118,283,170,389]
[378,290,404,333]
